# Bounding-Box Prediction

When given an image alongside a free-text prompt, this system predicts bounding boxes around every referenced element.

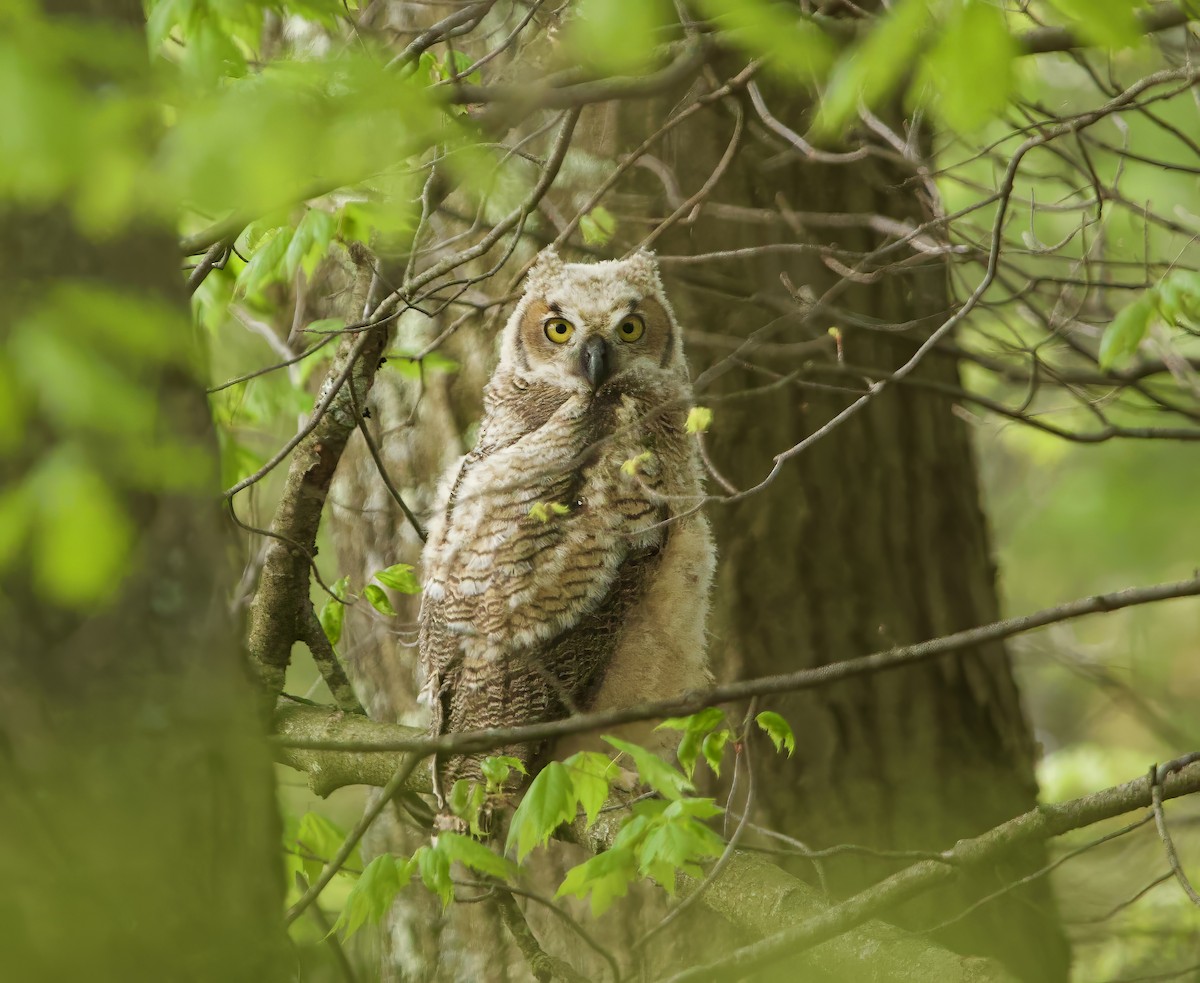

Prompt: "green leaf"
[556,847,639,917]
[1099,294,1154,369]
[638,814,724,880]
[580,206,616,246]
[437,832,518,880]
[480,755,527,791]
[364,583,398,616]
[701,729,731,777]
[1045,0,1143,49]
[284,207,336,280]
[685,406,713,435]
[389,351,461,379]
[695,0,835,81]
[236,225,292,298]
[657,707,725,733]
[816,0,933,136]
[448,781,489,836]
[374,563,422,594]
[333,853,413,939]
[295,812,359,884]
[564,0,670,76]
[563,752,618,827]
[919,0,1017,133]
[506,762,577,862]
[33,459,133,606]
[621,450,653,476]
[656,709,725,779]
[318,575,350,646]
[528,502,552,523]
[604,736,692,800]
[756,711,795,757]
[417,844,454,908]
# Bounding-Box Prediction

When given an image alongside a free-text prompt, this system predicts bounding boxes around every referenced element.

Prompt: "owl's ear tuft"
[623,249,662,292]
[527,246,565,287]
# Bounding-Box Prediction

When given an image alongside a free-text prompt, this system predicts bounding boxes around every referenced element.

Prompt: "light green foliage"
[363,584,398,617]
[416,843,453,908]
[318,576,350,645]
[373,563,422,594]
[604,736,693,799]
[1045,0,1144,49]
[816,0,932,135]
[332,853,416,938]
[2,284,205,605]
[580,206,617,246]
[564,0,672,76]
[480,755,527,790]
[293,811,362,884]
[506,761,578,862]
[557,796,725,914]
[528,501,571,522]
[564,751,619,826]
[919,0,1017,132]
[620,450,653,476]
[658,707,727,778]
[684,405,713,435]
[387,351,462,380]
[694,0,834,81]
[756,711,795,757]
[1099,271,1200,369]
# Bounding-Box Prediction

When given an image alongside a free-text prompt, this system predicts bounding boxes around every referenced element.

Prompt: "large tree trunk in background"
[330,49,1068,983]
[0,6,288,978]
[634,80,1070,979]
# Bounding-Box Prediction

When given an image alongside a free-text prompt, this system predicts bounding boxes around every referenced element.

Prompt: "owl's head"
[498,248,686,394]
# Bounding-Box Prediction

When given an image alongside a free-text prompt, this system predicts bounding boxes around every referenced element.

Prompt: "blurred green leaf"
[237,225,292,298]
[416,844,453,908]
[920,0,1017,132]
[695,0,834,80]
[565,0,671,76]
[1099,294,1154,369]
[333,853,414,939]
[816,0,932,135]
[285,207,336,280]
[1045,0,1143,49]
[580,206,616,246]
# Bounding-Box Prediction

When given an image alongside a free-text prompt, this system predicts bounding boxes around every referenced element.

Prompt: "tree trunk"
[0,5,288,978]
[623,75,1070,980]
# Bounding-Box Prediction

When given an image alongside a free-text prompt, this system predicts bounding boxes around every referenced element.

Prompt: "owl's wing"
[418,449,666,801]
[422,541,661,802]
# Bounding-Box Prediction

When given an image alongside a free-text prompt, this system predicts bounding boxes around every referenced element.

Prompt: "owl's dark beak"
[579,335,611,391]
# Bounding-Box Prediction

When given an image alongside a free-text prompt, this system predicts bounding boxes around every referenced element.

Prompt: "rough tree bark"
[627,73,1070,980]
[0,4,288,979]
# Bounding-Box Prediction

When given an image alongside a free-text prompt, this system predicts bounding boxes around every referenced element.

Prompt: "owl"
[417,247,715,815]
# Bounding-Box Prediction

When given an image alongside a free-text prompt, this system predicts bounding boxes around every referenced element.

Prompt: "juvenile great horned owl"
[418,248,715,810]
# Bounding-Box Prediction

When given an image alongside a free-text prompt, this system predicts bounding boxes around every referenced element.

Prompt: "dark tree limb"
[273,574,1200,761]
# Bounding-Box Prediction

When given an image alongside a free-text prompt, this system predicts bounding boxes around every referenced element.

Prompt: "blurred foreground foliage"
[2,0,1199,980]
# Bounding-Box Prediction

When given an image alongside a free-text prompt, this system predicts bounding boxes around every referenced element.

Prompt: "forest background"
[2,1,1200,982]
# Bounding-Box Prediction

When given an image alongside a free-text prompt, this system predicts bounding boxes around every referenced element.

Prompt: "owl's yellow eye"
[544,318,574,344]
[616,314,645,343]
